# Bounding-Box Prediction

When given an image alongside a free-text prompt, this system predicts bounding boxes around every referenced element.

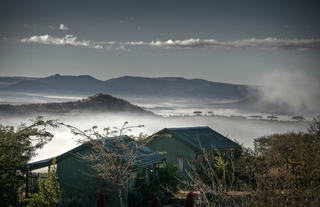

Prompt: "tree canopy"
[0,117,59,206]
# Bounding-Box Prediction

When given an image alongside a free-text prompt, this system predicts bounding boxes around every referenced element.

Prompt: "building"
[27,136,164,207]
[146,126,240,175]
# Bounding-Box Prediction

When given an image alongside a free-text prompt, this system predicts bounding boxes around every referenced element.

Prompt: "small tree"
[0,116,59,206]
[27,158,62,207]
[64,122,144,207]
[186,146,252,207]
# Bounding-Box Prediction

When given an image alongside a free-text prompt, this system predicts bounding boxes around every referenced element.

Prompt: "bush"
[27,159,62,207]
[131,163,180,206]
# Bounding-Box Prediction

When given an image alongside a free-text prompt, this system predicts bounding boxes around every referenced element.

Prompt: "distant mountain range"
[0,74,253,101]
[0,94,154,116]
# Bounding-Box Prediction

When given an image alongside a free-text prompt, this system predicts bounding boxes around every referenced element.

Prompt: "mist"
[0,111,310,163]
[255,70,320,115]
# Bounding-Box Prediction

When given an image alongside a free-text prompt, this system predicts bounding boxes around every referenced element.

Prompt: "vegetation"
[1,114,319,206]
[186,116,320,207]
[131,162,180,206]
[252,116,320,206]
[26,159,62,207]
[0,117,59,206]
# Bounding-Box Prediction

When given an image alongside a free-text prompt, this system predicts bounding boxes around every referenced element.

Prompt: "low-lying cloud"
[111,38,320,50]
[0,111,311,162]
[20,34,103,49]
[19,35,320,51]
[256,70,320,115]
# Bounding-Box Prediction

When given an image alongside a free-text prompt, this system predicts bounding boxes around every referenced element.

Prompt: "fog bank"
[0,112,310,162]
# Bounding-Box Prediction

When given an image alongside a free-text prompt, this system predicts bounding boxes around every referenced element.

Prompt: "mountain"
[0,74,252,100]
[1,74,106,93]
[0,94,155,116]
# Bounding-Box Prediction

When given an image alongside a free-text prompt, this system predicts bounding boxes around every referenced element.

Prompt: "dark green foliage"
[156,163,180,202]
[0,116,59,206]
[130,163,180,206]
[27,159,62,207]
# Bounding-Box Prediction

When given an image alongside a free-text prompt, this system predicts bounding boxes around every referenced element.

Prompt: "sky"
[0,0,320,84]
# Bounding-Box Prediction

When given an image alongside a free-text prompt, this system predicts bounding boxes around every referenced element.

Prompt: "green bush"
[131,163,180,206]
[27,159,62,207]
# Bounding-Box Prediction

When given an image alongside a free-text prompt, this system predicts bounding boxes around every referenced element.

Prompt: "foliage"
[186,147,246,207]
[26,158,62,207]
[131,163,180,206]
[186,116,320,207]
[252,116,320,206]
[153,162,180,203]
[0,116,59,206]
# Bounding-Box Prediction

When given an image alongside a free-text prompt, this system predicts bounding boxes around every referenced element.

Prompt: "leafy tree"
[27,158,62,207]
[0,116,59,206]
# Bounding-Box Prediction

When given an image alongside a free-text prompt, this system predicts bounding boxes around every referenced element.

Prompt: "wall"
[146,133,195,176]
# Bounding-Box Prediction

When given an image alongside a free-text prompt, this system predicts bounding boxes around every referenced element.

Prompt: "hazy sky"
[0,0,319,84]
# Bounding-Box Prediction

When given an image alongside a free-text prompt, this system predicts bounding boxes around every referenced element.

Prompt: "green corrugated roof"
[159,126,239,150]
[28,136,164,170]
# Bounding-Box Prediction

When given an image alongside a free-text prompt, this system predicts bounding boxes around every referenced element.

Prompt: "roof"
[28,136,164,170]
[154,126,239,151]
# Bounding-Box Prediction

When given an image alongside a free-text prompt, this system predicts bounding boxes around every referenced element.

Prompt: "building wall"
[57,147,122,207]
[146,133,196,176]
[56,147,158,207]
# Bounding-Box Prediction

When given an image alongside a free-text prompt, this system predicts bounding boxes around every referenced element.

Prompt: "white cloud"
[103,37,320,50]
[20,35,320,51]
[20,34,102,49]
[59,24,69,31]
[49,24,70,31]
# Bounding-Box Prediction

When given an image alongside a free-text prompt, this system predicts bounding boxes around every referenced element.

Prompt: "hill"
[0,74,252,100]
[0,94,155,116]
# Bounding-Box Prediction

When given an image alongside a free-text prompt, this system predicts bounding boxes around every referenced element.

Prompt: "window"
[176,155,184,172]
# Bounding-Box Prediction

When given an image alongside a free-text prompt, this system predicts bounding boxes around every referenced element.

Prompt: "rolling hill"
[0,94,155,116]
[0,74,252,100]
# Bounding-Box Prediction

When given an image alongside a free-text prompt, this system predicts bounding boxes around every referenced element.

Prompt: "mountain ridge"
[0,74,252,100]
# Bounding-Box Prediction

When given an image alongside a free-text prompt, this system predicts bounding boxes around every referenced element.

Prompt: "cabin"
[27,136,164,207]
[146,126,240,176]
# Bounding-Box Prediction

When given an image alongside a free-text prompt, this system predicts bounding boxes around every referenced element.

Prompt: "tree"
[64,122,144,207]
[186,147,245,207]
[132,162,180,206]
[253,116,320,206]
[0,116,59,206]
[26,158,62,207]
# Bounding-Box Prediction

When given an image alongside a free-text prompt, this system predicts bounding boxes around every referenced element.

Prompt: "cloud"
[49,24,70,31]
[256,70,320,115]
[20,34,102,49]
[102,37,320,50]
[19,35,320,51]
[59,24,69,31]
